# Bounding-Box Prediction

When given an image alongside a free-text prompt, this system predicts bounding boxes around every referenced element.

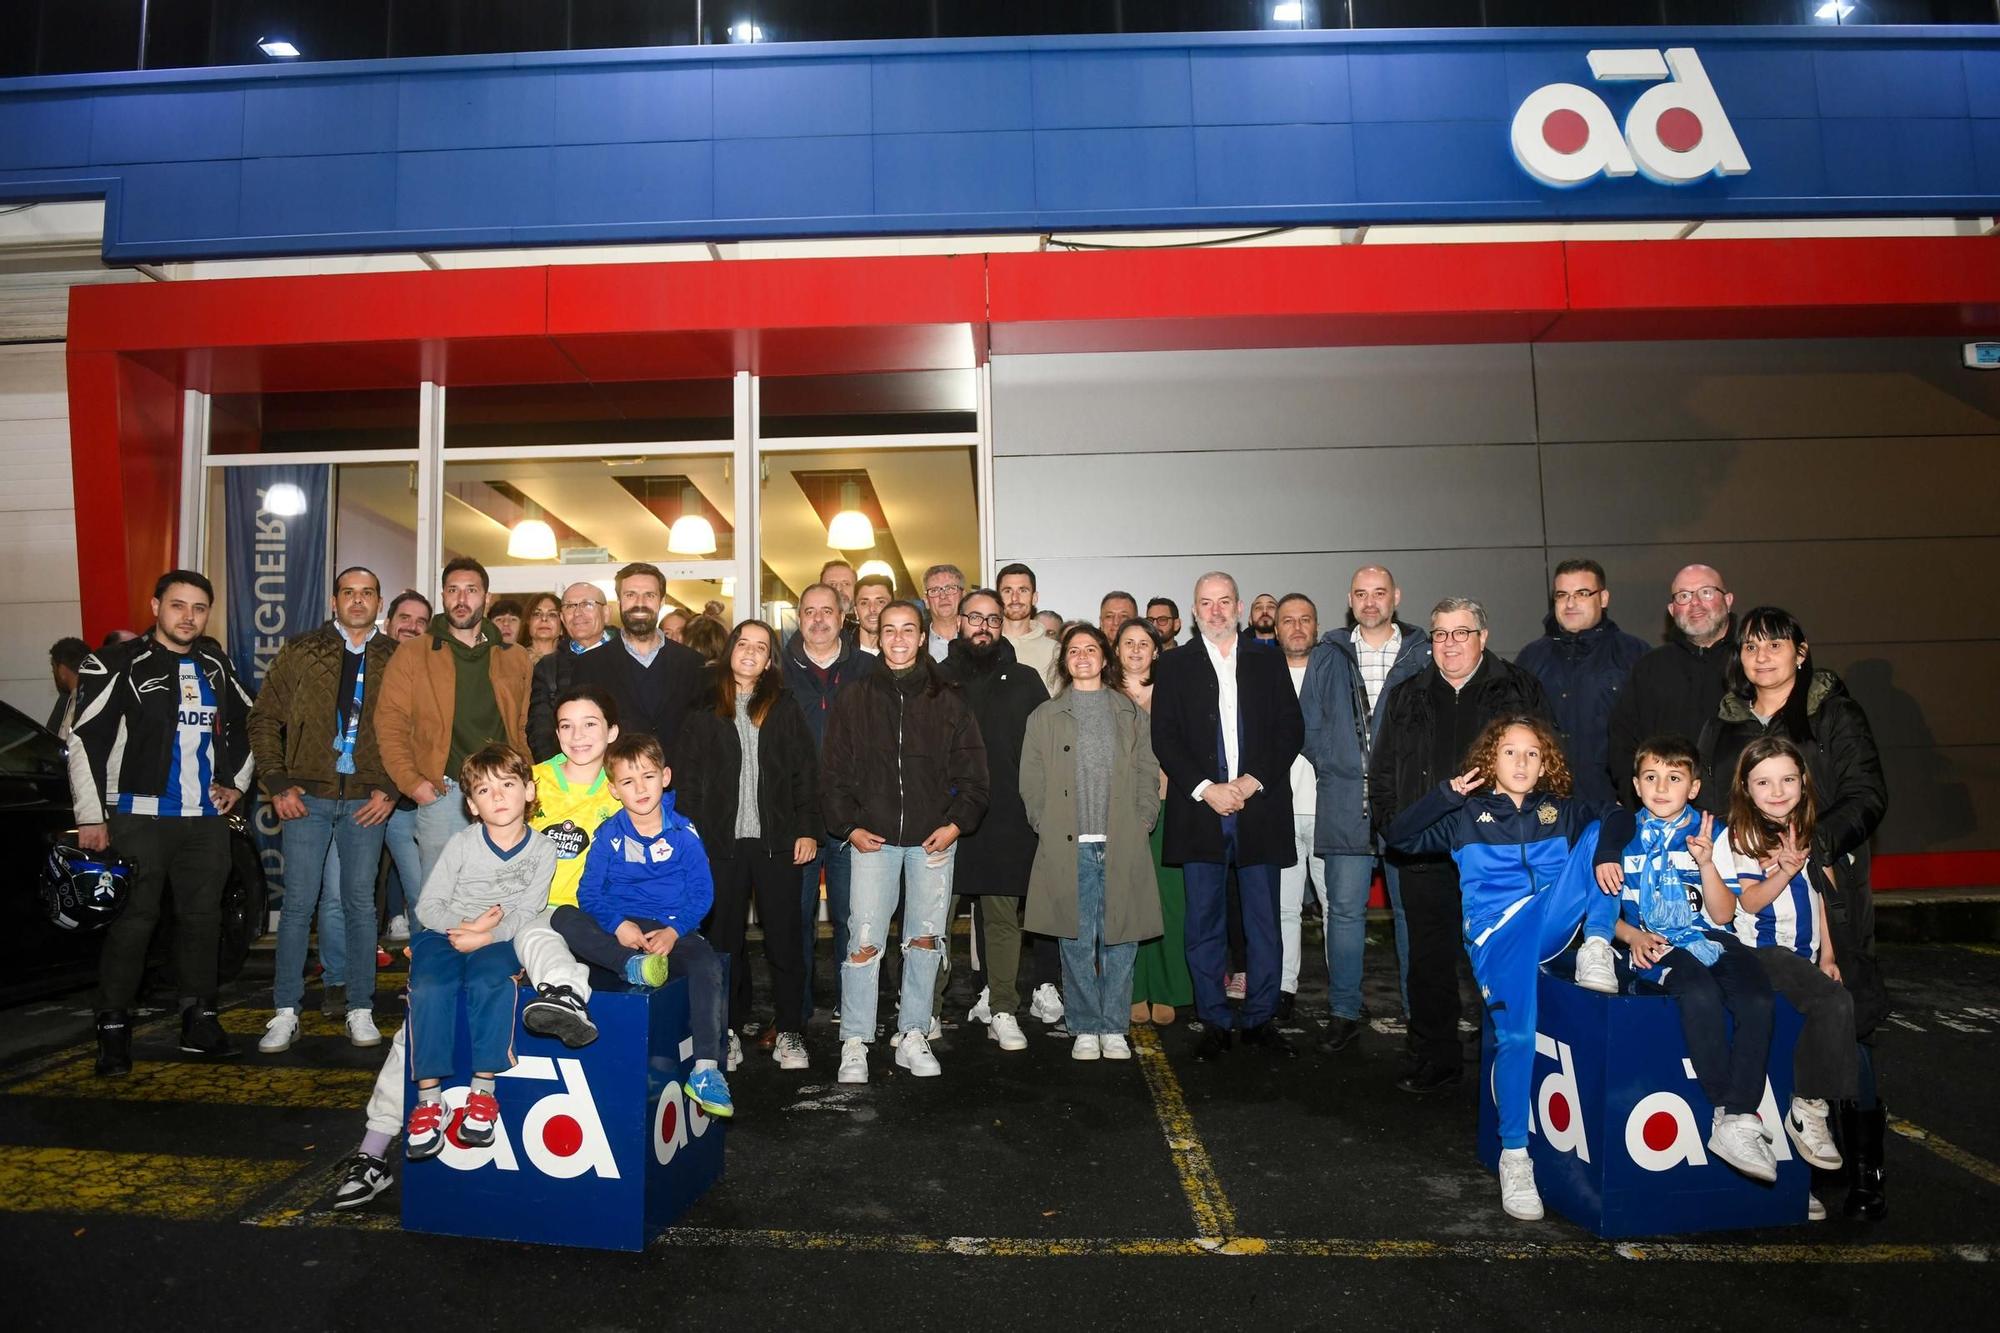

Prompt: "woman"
[1117,620,1192,1026]
[523,592,563,663]
[675,619,820,1072]
[1022,624,1163,1061]
[1695,604,1889,1219]
[682,613,729,664]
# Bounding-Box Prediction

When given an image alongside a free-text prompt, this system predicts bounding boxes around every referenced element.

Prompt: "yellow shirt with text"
[531,757,621,908]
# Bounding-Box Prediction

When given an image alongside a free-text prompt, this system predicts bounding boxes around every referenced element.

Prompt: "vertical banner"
[223,465,331,910]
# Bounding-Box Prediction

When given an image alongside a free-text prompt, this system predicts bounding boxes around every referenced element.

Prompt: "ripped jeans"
[840,842,955,1043]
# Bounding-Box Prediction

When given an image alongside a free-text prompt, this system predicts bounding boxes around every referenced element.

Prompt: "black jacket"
[821,653,990,847]
[938,636,1049,895]
[1607,619,1735,808]
[527,632,618,762]
[780,630,868,755]
[1515,614,1649,807]
[568,633,706,767]
[673,672,821,861]
[1150,633,1303,869]
[1367,653,1548,863]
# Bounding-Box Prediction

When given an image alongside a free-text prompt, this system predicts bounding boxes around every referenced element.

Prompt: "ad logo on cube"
[1512,48,1750,188]
[435,1056,620,1180]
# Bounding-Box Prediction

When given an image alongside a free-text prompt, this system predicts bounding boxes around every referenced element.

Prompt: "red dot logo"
[1540,108,1590,155]
[658,1099,678,1147]
[540,1113,583,1158]
[1547,1092,1572,1134]
[1643,1110,1680,1153]
[1656,107,1703,154]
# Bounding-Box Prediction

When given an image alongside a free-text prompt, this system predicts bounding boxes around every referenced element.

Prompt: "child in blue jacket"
[1386,713,1628,1223]
[550,732,733,1118]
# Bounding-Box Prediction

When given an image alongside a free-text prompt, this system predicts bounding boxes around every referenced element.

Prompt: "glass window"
[208,389,420,456]
[0,704,67,775]
[443,381,733,450]
[759,370,977,440]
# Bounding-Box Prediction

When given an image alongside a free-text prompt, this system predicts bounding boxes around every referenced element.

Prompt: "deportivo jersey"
[531,757,621,908]
[1711,833,1821,961]
[120,659,221,817]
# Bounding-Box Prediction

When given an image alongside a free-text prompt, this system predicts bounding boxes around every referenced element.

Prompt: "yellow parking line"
[1890,1116,2000,1189]
[8,1059,376,1110]
[1131,1026,1243,1246]
[0,1145,298,1220]
[1956,944,2000,957]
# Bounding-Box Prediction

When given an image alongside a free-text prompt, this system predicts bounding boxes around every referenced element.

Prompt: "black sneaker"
[179,1004,236,1057]
[1395,1060,1463,1095]
[1241,1020,1297,1059]
[330,1152,393,1211]
[1317,1015,1363,1056]
[522,984,598,1049]
[94,1011,132,1077]
[1194,1025,1234,1061]
[319,983,347,1021]
[1274,991,1296,1023]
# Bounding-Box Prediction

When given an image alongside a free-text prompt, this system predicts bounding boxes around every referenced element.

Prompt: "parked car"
[0,700,266,1006]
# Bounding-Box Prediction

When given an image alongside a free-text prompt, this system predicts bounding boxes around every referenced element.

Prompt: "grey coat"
[1020,688,1164,945]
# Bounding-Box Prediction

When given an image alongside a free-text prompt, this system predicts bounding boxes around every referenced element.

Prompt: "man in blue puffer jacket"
[1514,559,1647,808]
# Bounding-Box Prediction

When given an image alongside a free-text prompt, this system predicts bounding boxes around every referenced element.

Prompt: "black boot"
[94,1010,132,1077]
[179,999,235,1057]
[1843,1103,1888,1221]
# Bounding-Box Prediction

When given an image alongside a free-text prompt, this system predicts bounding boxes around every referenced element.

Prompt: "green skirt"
[1130,803,1193,1007]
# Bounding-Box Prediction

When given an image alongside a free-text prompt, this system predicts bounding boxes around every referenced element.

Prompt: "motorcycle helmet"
[42,844,133,931]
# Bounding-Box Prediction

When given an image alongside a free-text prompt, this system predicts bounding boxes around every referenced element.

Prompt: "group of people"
[54,550,1891,1229]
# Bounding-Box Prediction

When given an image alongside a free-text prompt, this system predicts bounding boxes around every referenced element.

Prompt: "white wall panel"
[0,344,79,724]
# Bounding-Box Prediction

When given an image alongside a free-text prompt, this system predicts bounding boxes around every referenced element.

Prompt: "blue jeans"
[413,778,472,889]
[1060,844,1137,1037]
[316,843,345,986]
[548,907,728,1066]
[801,837,851,1020]
[1383,860,1410,1014]
[382,803,422,919]
[407,930,519,1082]
[273,792,389,1013]
[840,843,951,1042]
[1182,832,1281,1030]
[1322,853,1384,1022]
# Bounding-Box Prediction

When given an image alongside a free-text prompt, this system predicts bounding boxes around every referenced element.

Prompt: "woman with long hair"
[1021,624,1164,1061]
[1116,619,1192,1026]
[674,619,820,1072]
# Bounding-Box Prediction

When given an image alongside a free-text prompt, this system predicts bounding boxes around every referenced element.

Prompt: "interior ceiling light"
[262,482,309,517]
[507,510,557,560]
[667,485,717,555]
[259,38,301,58]
[857,559,895,582]
[825,480,875,551]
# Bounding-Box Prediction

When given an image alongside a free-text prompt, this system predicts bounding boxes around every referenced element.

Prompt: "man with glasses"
[1515,559,1647,806]
[527,581,616,761]
[1367,597,1546,1094]
[570,562,705,765]
[1607,564,1737,808]
[1146,597,1184,648]
[923,564,966,662]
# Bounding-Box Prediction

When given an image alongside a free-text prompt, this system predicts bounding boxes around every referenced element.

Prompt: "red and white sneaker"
[405,1100,447,1160]
[1224,972,1248,1001]
[459,1089,500,1147]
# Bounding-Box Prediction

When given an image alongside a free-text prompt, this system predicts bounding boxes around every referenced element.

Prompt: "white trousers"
[1278,813,1329,994]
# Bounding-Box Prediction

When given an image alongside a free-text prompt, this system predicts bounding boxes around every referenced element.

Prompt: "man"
[820,559,857,618]
[661,607,689,644]
[249,566,399,1055]
[782,582,870,1020]
[486,597,524,647]
[100,629,139,648]
[1300,565,1430,1055]
[378,591,432,941]
[1248,593,1280,645]
[1099,591,1139,640]
[1516,559,1648,806]
[996,561,1058,688]
[570,562,706,765]
[1152,572,1303,1061]
[526,581,616,760]
[922,564,966,662]
[1035,610,1064,638]
[384,591,432,641]
[1607,563,1736,806]
[1146,597,1182,646]
[66,570,255,1074]
[854,572,894,656]
[822,601,989,1084]
[47,636,88,734]
[1368,597,1546,1093]
[938,589,1049,1051]
[1272,593,1326,1025]
[375,557,533,886]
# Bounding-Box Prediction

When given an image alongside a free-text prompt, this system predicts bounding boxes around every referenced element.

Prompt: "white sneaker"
[1029,983,1064,1025]
[1708,1110,1778,1183]
[837,1037,870,1084]
[988,1012,1028,1051]
[1574,937,1618,994]
[1785,1096,1843,1170]
[967,986,993,1025]
[344,1009,382,1048]
[259,1008,300,1054]
[894,1029,941,1077]
[889,1016,942,1048]
[773,1032,809,1071]
[1498,1147,1544,1221]
[727,1029,744,1072]
[1808,1191,1827,1221]
[1071,1033,1102,1061]
[1100,1034,1132,1060]
[384,914,410,942]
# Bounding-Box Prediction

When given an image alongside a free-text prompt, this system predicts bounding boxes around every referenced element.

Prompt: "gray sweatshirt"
[414,822,556,944]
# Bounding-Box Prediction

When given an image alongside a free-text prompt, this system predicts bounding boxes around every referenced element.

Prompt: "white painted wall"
[0,343,80,727]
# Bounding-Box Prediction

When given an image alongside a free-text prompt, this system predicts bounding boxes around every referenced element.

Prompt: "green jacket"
[247,620,398,799]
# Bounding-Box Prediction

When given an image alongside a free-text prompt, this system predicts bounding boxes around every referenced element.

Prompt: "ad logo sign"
[1512,48,1750,187]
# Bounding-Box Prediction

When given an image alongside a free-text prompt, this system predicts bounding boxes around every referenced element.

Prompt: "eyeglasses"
[960,612,1003,628]
[925,583,963,598]
[1552,588,1603,604]
[1670,586,1728,605]
[561,598,604,611]
[1430,627,1482,644]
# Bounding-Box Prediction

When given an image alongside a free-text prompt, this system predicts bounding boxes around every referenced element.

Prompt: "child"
[1612,736,1778,1183]
[1386,714,1627,1223]
[552,733,734,1118]
[1703,735,1854,1181]
[405,744,556,1161]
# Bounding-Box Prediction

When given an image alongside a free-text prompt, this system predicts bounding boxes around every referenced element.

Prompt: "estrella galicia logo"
[1512,48,1749,188]
[544,820,591,861]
